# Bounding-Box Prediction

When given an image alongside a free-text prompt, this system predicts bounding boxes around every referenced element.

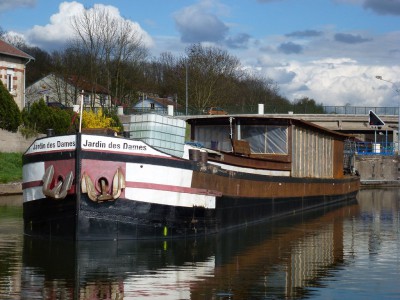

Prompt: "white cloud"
[26,1,81,46]
[0,0,35,12]
[244,50,400,107]
[235,25,400,107]
[334,0,400,15]
[264,67,296,85]
[24,1,153,50]
[270,59,400,107]
[173,0,229,43]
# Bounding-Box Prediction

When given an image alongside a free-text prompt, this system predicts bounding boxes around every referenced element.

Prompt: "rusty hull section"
[191,167,359,199]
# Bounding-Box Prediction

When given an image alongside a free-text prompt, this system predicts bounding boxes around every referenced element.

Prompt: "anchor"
[81,167,125,202]
[42,165,74,200]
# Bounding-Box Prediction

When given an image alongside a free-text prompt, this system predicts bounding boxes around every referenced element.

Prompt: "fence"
[323,106,399,116]
[126,105,400,116]
[355,141,396,156]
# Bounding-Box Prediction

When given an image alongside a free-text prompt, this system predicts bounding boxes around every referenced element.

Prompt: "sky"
[1,0,400,108]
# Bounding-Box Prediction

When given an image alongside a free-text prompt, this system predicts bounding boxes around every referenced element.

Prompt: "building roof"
[0,39,34,61]
[152,97,180,107]
[136,96,181,108]
[66,75,110,95]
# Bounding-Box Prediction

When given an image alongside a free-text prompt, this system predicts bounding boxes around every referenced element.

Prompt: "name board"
[26,135,170,157]
[26,135,76,154]
[81,135,169,156]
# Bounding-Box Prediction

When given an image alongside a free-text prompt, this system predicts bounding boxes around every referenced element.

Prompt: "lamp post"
[185,61,188,116]
[375,76,400,154]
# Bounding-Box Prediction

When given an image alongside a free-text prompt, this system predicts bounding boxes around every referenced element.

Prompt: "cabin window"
[241,125,288,154]
[194,125,231,151]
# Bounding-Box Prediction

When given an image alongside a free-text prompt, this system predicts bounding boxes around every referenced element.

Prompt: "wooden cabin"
[188,116,350,180]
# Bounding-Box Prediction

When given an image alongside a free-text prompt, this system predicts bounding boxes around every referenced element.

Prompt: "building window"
[6,69,14,92]
[84,94,90,105]
[150,103,155,109]
[99,95,106,106]
[6,74,13,92]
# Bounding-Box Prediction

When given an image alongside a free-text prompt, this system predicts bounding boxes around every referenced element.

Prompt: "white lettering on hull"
[81,135,170,156]
[26,136,76,154]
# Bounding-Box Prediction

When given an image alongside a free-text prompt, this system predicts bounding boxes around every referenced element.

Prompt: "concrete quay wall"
[0,182,22,195]
[355,155,400,186]
[0,129,38,153]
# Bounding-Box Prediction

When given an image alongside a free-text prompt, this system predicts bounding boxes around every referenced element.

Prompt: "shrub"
[82,108,122,133]
[21,100,123,135]
[82,109,113,128]
[104,108,123,133]
[21,99,75,135]
[0,81,22,132]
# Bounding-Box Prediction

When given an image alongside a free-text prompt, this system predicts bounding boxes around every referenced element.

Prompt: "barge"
[22,113,360,240]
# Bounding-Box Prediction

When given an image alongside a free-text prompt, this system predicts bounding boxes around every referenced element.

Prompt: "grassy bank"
[0,152,22,183]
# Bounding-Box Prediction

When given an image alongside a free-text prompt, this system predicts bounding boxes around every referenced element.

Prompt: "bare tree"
[51,45,89,105]
[3,34,26,49]
[99,12,117,95]
[231,74,282,113]
[71,6,148,109]
[110,18,148,103]
[183,44,242,111]
[71,8,104,108]
[0,26,5,38]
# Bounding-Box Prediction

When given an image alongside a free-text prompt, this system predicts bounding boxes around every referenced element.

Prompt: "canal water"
[1,189,400,299]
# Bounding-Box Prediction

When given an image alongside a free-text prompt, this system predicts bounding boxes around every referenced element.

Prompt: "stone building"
[0,39,34,110]
[26,74,111,109]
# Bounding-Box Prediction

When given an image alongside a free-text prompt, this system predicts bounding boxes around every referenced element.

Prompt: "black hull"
[23,191,359,240]
[23,196,77,239]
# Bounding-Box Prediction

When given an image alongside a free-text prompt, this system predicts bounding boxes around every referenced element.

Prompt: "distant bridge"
[133,105,398,137]
[278,114,398,133]
[180,113,398,134]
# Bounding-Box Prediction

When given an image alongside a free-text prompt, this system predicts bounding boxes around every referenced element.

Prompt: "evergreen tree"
[21,99,74,135]
[0,81,22,132]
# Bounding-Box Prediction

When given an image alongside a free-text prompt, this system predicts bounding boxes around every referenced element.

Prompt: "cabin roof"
[186,115,352,139]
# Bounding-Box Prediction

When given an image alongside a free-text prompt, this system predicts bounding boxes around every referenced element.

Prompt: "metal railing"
[124,105,400,117]
[355,142,396,156]
[323,106,399,116]
[129,105,400,116]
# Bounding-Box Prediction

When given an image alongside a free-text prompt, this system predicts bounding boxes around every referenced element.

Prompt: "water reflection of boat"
[188,199,360,299]
[21,199,358,299]
[22,236,216,299]
[22,114,360,240]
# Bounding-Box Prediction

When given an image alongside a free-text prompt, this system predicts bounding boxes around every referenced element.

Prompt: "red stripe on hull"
[23,159,76,194]
[22,180,42,190]
[125,181,222,196]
